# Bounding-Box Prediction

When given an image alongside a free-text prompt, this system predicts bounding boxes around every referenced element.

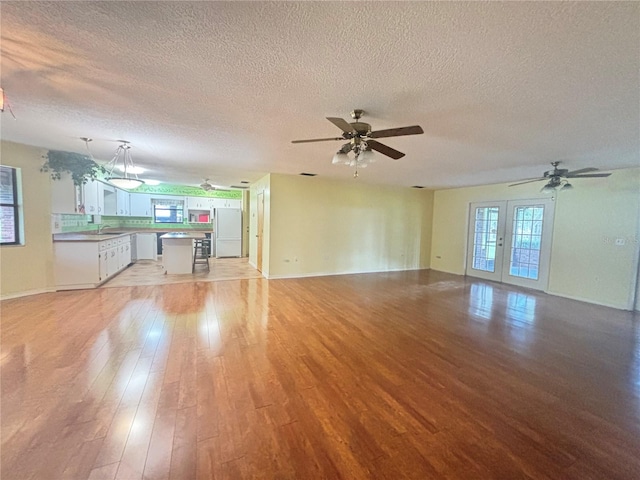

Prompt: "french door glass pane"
[509,206,544,280]
[472,207,499,272]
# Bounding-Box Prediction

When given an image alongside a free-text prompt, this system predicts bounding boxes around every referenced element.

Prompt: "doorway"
[466,199,555,290]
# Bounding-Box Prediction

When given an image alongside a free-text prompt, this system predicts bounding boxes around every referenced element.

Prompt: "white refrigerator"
[215,208,242,258]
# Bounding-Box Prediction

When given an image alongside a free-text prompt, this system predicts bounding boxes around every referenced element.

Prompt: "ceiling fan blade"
[367,140,405,160]
[291,137,344,144]
[508,178,546,187]
[565,167,598,175]
[566,173,611,178]
[369,125,424,139]
[326,117,356,134]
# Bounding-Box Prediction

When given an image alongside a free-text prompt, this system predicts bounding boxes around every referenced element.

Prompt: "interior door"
[466,199,555,291]
[466,202,507,282]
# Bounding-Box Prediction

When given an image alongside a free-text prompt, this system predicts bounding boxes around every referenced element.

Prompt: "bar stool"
[192,238,210,272]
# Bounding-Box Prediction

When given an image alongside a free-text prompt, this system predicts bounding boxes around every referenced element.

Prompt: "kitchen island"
[160,232,206,274]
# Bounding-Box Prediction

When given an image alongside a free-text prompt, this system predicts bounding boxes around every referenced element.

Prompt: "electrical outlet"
[615,238,626,246]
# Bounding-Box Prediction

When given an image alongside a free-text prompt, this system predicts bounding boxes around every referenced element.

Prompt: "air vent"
[299,173,317,177]
[240,180,250,184]
[411,185,425,189]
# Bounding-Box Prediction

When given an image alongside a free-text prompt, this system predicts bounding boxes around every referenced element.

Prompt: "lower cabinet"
[54,235,132,290]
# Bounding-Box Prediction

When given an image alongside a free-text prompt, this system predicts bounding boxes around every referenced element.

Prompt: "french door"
[466,199,555,290]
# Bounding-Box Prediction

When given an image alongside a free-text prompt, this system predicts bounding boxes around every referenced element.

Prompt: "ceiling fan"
[200,178,214,191]
[292,109,424,176]
[509,161,611,192]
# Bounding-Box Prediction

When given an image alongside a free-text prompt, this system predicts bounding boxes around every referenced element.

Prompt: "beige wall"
[265,174,433,279]
[1,141,55,298]
[430,168,640,309]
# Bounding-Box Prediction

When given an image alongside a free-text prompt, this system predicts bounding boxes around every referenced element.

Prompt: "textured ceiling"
[1,1,638,189]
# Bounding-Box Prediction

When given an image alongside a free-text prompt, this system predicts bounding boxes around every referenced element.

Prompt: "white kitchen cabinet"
[130,193,152,217]
[51,173,79,214]
[53,235,131,290]
[212,198,241,209]
[116,188,130,216]
[136,233,157,260]
[82,179,103,214]
[187,196,211,210]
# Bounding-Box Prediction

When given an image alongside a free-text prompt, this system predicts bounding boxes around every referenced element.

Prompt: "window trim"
[1,166,20,246]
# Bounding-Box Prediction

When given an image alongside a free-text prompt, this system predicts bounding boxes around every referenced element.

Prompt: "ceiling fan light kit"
[292,109,424,178]
[510,161,611,192]
[105,141,145,189]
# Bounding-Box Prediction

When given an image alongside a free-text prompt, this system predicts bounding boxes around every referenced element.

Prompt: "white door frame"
[502,198,555,290]
[466,198,555,291]
[465,201,507,282]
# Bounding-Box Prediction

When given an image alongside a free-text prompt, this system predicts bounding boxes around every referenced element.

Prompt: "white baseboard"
[1,287,57,301]
[430,268,631,311]
[267,267,428,280]
[545,290,631,311]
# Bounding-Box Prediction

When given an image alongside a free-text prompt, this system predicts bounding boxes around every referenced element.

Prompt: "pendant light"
[105,141,145,189]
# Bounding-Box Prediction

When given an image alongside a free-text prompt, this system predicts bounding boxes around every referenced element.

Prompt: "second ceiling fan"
[292,109,424,176]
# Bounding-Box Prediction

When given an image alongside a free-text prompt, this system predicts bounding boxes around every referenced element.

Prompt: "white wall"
[265,174,433,279]
[1,141,56,298]
[430,168,640,309]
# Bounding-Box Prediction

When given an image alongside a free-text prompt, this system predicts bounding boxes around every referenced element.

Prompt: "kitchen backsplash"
[51,213,212,234]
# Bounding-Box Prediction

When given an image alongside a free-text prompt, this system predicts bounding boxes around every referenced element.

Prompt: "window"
[0,165,20,245]
[154,204,184,223]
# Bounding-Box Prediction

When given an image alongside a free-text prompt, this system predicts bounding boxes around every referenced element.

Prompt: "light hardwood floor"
[101,257,262,288]
[2,270,639,479]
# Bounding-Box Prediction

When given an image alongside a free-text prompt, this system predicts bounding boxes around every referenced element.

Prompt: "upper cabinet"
[186,196,211,210]
[116,188,130,216]
[130,193,151,217]
[211,198,241,209]
[82,179,103,215]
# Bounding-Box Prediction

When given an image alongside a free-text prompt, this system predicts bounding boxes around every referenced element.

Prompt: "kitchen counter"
[53,232,134,242]
[54,229,210,242]
[160,232,206,274]
[159,232,207,240]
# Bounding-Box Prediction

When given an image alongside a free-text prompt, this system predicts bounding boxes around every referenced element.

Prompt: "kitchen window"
[0,165,21,245]
[153,202,184,224]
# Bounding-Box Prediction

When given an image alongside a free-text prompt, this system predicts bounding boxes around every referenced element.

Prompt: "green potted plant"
[41,150,106,186]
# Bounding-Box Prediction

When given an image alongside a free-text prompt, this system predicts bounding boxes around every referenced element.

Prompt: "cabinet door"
[83,180,100,214]
[124,242,132,266]
[116,189,130,216]
[130,193,151,217]
[99,249,108,281]
[107,247,119,275]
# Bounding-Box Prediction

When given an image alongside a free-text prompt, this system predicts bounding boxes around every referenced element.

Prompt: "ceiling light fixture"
[105,141,145,189]
[540,176,573,193]
[332,139,376,178]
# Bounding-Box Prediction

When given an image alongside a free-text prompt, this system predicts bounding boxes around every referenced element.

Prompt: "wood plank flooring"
[2,269,640,479]
[100,257,262,288]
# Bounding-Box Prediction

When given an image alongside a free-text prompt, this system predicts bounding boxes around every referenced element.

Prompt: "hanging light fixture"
[332,139,377,178]
[540,176,573,193]
[105,141,145,189]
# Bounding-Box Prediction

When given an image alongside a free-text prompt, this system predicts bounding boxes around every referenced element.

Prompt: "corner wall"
[266,174,434,278]
[430,168,640,309]
[1,141,55,298]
